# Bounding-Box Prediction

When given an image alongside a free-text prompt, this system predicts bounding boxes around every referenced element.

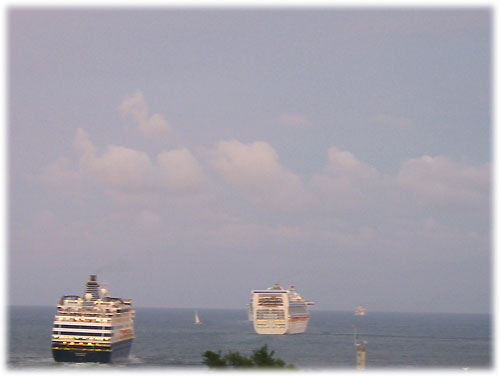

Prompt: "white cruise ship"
[250,284,314,335]
[51,275,135,363]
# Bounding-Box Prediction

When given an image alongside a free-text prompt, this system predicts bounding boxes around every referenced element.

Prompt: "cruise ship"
[250,284,314,335]
[51,275,135,363]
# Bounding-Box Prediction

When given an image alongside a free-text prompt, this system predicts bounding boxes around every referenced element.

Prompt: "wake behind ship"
[250,284,314,335]
[51,275,135,363]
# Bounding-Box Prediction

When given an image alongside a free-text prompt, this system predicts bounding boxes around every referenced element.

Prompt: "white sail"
[195,311,201,324]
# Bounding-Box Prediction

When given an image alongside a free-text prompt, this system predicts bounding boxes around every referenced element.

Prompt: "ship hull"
[286,317,309,334]
[254,317,309,335]
[254,322,288,335]
[52,338,133,363]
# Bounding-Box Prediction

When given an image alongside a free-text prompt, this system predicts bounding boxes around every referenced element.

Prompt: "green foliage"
[202,350,227,368]
[202,345,294,369]
[250,345,286,368]
[225,351,255,367]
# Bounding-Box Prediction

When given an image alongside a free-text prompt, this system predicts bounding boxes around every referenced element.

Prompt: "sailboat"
[194,311,201,325]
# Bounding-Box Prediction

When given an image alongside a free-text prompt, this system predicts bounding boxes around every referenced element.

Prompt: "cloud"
[43,128,205,199]
[207,142,489,217]
[42,157,81,187]
[397,155,490,208]
[209,139,308,211]
[68,128,156,192]
[89,145,154,192]
[74,127,96,156]
[326,146,379,180]
[118,90,171,139]
[157,148,205,192]
[308,147,384,213]
[43,128,489,233]
[210,140,283,187]
[307,147,490,220]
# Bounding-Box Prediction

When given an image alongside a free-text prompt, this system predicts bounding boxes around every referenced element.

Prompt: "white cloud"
[118,91,148,124]
[209,139,308,211]
[90,145,154,192]
[326,146,379,180]
[210,140,282,187]
[42,157,81,187]
[74,127,96,156]
[157,148,205,192]
[43,128,206,199]
[397,155,490,207]
[309,146,383,212]
[118,90,171,139]
[309,148,490,216]
[68,128,156,192]
[43,129,490,240]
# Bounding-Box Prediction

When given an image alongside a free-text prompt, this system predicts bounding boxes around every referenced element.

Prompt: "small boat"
[354,306,366,316]
[195,311,201,324]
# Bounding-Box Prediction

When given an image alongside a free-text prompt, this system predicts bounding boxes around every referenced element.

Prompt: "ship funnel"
[84,274,100,301]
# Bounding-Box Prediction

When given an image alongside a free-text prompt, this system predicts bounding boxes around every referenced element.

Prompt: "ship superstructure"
[250,284,314,335]
[51,275,135,363]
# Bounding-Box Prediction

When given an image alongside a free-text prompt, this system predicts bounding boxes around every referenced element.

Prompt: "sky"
[7,7,491,314]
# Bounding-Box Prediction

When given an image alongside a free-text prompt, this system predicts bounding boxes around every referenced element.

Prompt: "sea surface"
[7,306,492,370]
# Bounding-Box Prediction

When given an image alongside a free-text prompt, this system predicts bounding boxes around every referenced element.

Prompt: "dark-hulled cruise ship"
[51,275,135,363]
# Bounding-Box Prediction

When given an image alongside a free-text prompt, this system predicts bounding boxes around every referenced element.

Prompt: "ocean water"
[7,306,491,370]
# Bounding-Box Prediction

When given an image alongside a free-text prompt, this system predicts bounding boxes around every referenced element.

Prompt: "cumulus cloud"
[43,126,489,231]
[210,140,283,187]
[209,139,308,211]
[326,147,379,180]
[397,155,490,207]
[42,157,81,187]
[309,146,384,213]
[118,90,171,139]
[43,128,205,199]
[309,147,489,216]
[74,127,96,156]
[157,148,205,192]
[90,145,154,192]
